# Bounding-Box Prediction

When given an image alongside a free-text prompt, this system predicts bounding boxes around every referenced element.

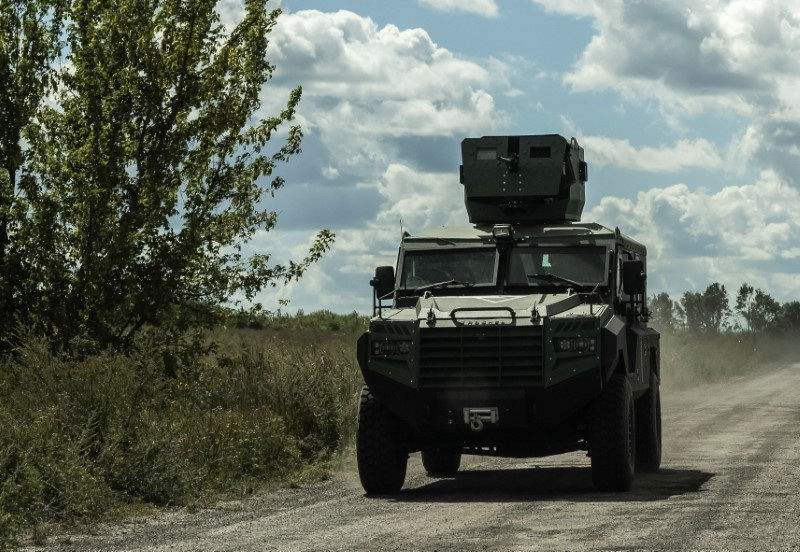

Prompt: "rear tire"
[421,449,462,477]
[356,386,408,494]
[635,371,662,472]
[590,374,635,492]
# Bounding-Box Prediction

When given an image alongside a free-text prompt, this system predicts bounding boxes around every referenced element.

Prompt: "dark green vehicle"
[356,135,661,494]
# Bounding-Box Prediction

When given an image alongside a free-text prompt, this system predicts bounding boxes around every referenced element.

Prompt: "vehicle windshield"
[401,249,496,290]
[506,246,607,287]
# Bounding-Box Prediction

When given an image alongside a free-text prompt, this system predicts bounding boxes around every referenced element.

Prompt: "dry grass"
[660,331,800,390]
[0,323,365,547]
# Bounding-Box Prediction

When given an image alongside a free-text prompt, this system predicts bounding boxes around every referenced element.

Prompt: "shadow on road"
[383,467,714,503]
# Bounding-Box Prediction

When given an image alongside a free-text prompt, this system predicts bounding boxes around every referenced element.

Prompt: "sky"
[235,0,800,314]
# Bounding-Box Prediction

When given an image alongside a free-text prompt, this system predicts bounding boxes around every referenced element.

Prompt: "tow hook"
[463,407,499,432]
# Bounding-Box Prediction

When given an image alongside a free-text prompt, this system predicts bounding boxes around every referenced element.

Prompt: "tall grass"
[0,323,364,546]
[660,331,800,389]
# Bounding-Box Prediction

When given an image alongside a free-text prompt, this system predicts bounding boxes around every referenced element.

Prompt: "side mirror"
[622,260,646,295]
[370,266,395,299]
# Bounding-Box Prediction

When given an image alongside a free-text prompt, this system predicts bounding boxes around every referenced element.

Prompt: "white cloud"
[321,166,339,180]
[374,164,466,231]
[588,170,800,301]
[217,0,283,33]
[531,0,602,18]
[216,0,246,32]
[531,0,800,182]
[334,163,469,274]
[418,0,499,17]
[249,163,471,312]
[580,136,723,172]
[269,10,506,179]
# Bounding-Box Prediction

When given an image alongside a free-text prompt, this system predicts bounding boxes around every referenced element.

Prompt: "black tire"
[421,449,462,477]
[356,386,408,494]
[635,371,662,472]
[590,374,635,492]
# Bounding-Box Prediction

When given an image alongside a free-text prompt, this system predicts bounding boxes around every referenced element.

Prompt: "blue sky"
[236,0,800,313]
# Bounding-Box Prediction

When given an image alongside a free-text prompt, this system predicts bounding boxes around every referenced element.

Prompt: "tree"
[680,283,730,333]
[649,292,679,331]
[735,283,755,331]
[2,0,333,349]
[702,282,730,332]
[0,0,65,340]
[735,284,780,333]
[776,301,800,333]
[680,291,704,332]
[750,290,781,333]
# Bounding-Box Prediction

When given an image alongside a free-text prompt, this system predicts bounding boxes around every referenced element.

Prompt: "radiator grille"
[419,325,544,388]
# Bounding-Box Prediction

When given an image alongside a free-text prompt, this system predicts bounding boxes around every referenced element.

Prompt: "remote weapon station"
[356,135,661,493]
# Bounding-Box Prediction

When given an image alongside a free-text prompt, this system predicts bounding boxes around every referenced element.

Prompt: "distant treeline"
[650,282,800,334]
[225,308,369,334]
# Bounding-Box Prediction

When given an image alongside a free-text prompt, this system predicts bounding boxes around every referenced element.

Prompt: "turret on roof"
[460,134,587,224]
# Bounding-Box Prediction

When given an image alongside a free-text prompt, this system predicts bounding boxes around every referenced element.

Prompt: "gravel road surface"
[29,363,800,551]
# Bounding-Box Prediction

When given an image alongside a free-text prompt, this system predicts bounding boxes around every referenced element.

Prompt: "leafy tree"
[776,301,800,333]
[680,282,730,333]
[0,0,65,340]
[735,283,755,331]
[751,290,781,333]
[649,292,679,331]
[1,0,333,349]
[680,291,704,332]
[735,284,780,333]
[702,282,730,332]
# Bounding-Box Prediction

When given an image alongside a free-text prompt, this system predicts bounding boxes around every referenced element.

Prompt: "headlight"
[555,338,572,352]
[555,337,597,353]
[371,339,412,356]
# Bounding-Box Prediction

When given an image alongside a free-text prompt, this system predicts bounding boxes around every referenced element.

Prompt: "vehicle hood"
[377,293,607,324]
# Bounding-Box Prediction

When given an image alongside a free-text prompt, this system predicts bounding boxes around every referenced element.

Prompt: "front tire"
[590,374,635,491]
[635,371,662,472]
[356,386,408,494]
[421,449,462,477]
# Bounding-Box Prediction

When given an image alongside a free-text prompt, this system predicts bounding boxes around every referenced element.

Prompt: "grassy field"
[0,323,365,547]
[660,331,799,390]
[0,319,797,547]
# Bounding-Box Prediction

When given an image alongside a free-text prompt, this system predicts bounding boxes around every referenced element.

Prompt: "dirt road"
[31,363,800,551]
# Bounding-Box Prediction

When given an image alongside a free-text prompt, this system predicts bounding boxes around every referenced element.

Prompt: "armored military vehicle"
[355,135,661,493]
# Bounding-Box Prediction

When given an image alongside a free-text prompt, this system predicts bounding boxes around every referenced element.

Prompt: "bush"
[0,324,364,544]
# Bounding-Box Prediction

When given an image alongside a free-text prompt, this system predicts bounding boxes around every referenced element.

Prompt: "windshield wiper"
[526,273,582,287]
[407,279,475,293]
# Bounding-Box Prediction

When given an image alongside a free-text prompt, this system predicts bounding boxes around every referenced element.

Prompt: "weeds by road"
[0,319,365,548]
[660,331,798,389]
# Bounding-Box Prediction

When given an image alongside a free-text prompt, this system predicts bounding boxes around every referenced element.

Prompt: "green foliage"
[229,308,369,334]
[679,282,730,333]
[735,283,781,333]
[657,283,800,335]
[776,301,800,332]
[0,0,65,358]
[649,291,679,331]
[0,0,333,350]
[0,324,363,544]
